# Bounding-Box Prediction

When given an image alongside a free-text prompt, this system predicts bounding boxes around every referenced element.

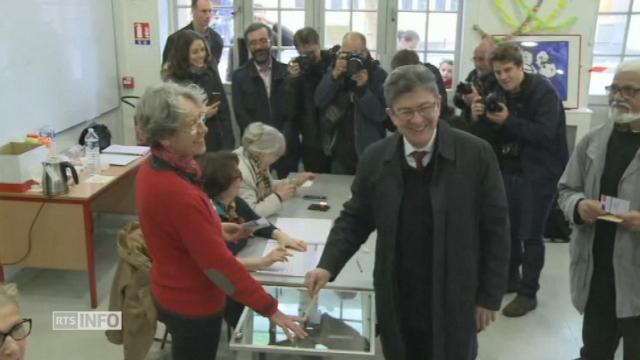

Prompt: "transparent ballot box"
[230,286,376,358]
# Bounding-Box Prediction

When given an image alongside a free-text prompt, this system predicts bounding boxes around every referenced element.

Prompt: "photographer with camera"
[454,37,498,121]
[314,32,387,175]
[471,42,568,318]
[282,27,336,173]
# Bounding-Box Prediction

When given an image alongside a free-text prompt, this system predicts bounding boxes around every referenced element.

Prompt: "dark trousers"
[330,157,356,175]
[503,173,555,298]
[402,327,433,359]
[156,302,223,360]
[301,146,331,173]
[580,263,640,359]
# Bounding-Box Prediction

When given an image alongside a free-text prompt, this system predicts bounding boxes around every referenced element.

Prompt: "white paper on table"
[274,218,332,244]
[258,240,324,277]
[300,180,313,187]
[100,153,141,166]
[102,144,150,156]
[85,175,115,183]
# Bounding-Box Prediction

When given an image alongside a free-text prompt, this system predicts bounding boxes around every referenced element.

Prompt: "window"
[253,0,306,64]
[396,0,459,69]
[175,0,235,82]
[324,0,378,59]
[590,0,640,95]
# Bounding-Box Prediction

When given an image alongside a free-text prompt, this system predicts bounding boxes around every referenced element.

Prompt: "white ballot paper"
[273,218,332,244]
[601,195,630,215]
[258,240,324,277]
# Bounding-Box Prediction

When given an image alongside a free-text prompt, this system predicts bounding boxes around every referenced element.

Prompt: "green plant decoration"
[474,0,578,41]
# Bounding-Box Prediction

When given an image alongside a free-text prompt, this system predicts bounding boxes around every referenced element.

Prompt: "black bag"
[545,197,571,242]
[78,124,112,151]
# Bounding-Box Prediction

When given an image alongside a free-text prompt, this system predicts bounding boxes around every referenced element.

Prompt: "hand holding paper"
[617,211,640,231]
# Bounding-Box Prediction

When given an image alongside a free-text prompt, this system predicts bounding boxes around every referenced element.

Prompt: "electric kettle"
[41,157,79,196]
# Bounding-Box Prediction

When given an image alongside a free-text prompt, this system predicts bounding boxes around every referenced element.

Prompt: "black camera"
[294,54,313,72]
[344,51,369,77]
[456,81,474,95]
[484,92,504,113]
[501,142,521,159]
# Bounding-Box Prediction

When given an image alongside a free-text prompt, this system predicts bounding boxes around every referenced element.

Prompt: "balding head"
[473,37,495,76]
[342,32,368,54]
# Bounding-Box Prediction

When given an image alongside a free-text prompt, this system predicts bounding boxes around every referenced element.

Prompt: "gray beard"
[609,107,640,124]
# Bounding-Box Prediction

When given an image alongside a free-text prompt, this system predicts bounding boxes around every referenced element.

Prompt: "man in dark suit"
[162,0,224,66]
[232,22,296,178]
[305,65,510,359]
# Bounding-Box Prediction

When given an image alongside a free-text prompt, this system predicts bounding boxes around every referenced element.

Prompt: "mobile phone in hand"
[208,92,223,106]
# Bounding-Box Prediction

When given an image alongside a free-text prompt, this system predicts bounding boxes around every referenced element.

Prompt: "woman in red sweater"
[135,82,306,360]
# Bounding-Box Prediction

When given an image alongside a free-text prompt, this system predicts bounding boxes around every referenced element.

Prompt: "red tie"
[412,150,427,170]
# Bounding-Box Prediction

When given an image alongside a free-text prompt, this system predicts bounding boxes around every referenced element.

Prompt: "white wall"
[52,0,170,151]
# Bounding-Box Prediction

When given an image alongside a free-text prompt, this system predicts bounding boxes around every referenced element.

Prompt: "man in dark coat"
[314,32,388,175]
[162,0,224,66]
[282,27,335,173]
[471,42,568,317]
[306,64,510,359]
[232,22,296,178]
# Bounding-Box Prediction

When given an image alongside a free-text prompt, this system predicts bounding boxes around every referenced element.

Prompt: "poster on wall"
[503,34,581,109]
[134,22,151,45]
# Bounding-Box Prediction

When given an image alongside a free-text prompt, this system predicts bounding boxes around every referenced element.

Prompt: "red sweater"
[136,159,277,317]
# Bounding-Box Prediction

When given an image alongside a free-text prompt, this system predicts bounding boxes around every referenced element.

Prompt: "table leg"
[0,265,4,282]
[83,203,97,308]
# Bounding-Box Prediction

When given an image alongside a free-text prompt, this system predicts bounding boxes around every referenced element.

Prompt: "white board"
[0,0,119,144]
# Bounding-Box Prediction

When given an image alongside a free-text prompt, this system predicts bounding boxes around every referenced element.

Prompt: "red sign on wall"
[134,22,151,45]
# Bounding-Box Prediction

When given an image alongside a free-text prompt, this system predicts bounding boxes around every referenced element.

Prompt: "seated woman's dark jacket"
[215,196,277,255]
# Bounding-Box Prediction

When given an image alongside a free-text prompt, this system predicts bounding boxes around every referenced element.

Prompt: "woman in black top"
[162,30,235,151]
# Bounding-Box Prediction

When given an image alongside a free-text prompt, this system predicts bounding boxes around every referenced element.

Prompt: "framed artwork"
[501,34,582,109]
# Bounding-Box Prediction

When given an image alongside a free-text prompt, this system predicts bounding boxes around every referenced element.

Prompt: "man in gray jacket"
[558,59,640,360]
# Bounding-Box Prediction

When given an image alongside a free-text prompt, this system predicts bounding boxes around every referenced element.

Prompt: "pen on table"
[356,259,363,273]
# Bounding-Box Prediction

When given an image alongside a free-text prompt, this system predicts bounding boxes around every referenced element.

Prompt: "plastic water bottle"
[85,127,101,176]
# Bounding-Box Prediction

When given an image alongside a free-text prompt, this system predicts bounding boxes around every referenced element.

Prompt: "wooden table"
[0,157,144,308]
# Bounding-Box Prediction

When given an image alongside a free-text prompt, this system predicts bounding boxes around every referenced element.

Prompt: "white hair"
[241,122,286,158]
[0,283,19,307]
[616,59,640,74]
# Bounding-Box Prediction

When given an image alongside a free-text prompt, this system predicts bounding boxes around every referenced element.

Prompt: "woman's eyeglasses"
[0,319,32,348]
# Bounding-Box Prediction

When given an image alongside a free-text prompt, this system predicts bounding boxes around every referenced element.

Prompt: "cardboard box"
[0,142,48,183]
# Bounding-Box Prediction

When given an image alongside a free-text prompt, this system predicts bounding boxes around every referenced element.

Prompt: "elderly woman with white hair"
[0,283,31,360]
[235,122,314,217]
[135,82,306,360]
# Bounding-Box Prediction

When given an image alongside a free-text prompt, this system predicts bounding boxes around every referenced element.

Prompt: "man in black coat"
[282,27,335,173]
[306,64,510,359]
[471,42,568,317]
[162,0,224,66]
[232,22,296,178]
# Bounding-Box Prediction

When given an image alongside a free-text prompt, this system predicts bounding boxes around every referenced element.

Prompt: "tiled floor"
[4,214,623,359]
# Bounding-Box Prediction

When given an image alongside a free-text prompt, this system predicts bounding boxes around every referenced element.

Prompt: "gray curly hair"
[136,82,206,146]
[241,122,286,158]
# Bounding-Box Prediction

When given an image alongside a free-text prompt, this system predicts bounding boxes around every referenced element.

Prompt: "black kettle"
[41,157,79,196]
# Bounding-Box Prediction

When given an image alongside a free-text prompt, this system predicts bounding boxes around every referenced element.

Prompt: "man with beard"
[232,23,295,178]
[314,32,387,175]
[558,60,640,360]
[163,0,224,67]
[282,27,335,173]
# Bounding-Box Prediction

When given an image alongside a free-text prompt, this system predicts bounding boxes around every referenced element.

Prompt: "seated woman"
[198,151,307,259]
[161,30,234,151]
[234,122,314,217]
[135,82,305,360]
[198,151,309,328]
[0,283,31,360]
